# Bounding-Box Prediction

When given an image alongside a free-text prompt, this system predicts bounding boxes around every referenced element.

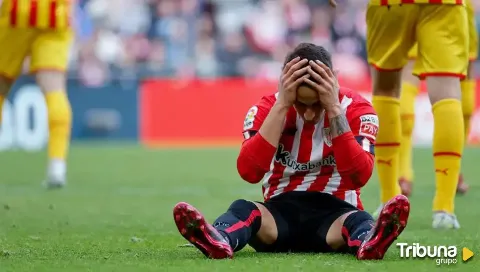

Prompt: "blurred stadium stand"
[68,0,396,84]
[70,0,480,86]
[2,0,480,151]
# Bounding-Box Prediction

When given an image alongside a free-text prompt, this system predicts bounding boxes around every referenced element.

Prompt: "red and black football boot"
[357,195,410,260]
[173,202,233,259]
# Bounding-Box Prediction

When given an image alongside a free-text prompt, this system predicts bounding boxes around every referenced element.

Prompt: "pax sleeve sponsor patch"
[359,114,379,139]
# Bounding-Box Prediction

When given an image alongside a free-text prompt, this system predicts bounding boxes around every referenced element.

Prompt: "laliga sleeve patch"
[243,106,258,130]
[359,114,379,140]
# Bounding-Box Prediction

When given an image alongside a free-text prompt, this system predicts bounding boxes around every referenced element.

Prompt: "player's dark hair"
[283,43,333,70]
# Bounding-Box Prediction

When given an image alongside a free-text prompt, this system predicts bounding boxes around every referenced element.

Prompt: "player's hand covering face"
[303,60,341,114]
[277,57,310,108]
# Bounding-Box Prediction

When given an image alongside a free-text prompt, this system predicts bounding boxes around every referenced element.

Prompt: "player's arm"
[237,98,285,184]
[328,103,377,189]
[304,60,374,188]
[238,58,308,183]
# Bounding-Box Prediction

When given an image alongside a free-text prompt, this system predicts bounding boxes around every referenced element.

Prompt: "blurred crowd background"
[71,0,480,86]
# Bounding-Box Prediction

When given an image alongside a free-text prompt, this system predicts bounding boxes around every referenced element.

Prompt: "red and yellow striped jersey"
[369,0,464,5]
[0,0,72,29]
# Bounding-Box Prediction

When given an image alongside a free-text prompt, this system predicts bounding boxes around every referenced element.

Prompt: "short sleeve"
[242,95,276,140]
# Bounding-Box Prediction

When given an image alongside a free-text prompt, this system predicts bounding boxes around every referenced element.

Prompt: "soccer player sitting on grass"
[173,43,410,260]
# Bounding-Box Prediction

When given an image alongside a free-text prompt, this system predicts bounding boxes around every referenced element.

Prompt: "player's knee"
[327,210,373,251]
[227,199,277,242]
[36,70,66,92]
[325,210,356,250]
[426,77,462,104]
[371,68,402,98]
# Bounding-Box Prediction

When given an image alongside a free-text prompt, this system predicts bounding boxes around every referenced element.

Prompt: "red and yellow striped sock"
[432,99,464,214]
[372,96,402,203]
[461,79,475,139]
[399,82,419,183]
[45,91,72,160]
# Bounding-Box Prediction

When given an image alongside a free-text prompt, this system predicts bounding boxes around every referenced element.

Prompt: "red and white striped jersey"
[242,88,378,210]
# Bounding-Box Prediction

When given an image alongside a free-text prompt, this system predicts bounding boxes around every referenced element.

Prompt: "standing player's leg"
[415,5,468,229]
[366,4,417,217]
[0,77,13,123]
[462,65,476,148]
[456,61,475,194]
[30,29,73,188]
[0,27,33,124]
[462,0,478,143]
[399,52,420,197]
[400,47,470,196]
[457,0,478,194]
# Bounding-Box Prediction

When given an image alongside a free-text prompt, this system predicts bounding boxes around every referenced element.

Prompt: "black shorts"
[248,191,359,253]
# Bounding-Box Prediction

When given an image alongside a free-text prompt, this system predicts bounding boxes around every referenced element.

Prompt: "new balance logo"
[275,144,336,171]
[435,168,449,176]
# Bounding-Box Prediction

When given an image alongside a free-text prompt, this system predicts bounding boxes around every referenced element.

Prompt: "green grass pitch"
[0,145,479,271]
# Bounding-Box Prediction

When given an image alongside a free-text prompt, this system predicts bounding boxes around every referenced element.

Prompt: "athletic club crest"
[323,127,332,147]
